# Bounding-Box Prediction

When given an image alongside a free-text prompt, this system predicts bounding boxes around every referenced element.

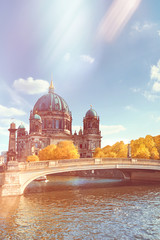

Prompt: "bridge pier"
[130,170,160,182]
[1,172,22,196]
[1,161,22,197]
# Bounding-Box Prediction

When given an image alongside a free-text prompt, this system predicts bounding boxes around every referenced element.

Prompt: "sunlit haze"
[1,0,160,153]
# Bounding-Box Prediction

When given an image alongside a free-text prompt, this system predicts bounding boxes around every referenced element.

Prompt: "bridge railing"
[18,157,160,171]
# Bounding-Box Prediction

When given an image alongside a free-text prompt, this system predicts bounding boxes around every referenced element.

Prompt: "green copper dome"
[85,108,97,118]
[18,124,25,129]
[33,114,41,120]
[33,82,71,115]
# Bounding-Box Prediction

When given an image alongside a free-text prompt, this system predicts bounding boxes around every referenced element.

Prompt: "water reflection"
[0,176,160,239]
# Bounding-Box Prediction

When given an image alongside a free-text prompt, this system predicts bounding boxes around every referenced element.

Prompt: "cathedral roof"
[85,107,97,118]
[33,81,71,115]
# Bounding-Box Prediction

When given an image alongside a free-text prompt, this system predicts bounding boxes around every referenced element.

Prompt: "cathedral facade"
[9,81,102,161]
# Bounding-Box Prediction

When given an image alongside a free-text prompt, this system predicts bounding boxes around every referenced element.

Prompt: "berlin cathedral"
[8,81,102,161]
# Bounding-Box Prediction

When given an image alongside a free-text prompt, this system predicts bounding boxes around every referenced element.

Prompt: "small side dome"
[33,114,41,120]
[18,124,25,130]
[85,108,97,118]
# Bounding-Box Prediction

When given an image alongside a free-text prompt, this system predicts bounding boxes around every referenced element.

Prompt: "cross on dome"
[49,79,54,93]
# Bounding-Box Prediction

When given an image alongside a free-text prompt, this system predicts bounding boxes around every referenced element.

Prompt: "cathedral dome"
[33,114,41,120]
[33,81,71,115]
[85,108,97,118]
[18,124,25,129]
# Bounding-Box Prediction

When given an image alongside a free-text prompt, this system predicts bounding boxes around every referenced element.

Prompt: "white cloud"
[152,81,160,92]
[0,127,8,136]
[157,30,160,36]
[13,77,50,95]
[80,55,95,64]
[151,60,160,81]
[0,105,26,117]
[72,124,126,136]
[143,91,159,102]
[125,105,137,111]
[100,125,126,135]
[131,87,140,93]
[151,114,160,123]
[64,53,71,61]
[131,22,154,33]
[0,118,29,131]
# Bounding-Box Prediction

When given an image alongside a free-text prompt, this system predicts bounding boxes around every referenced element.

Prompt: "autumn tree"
[150,147,159,159]
[94,141,127,158]
[112,141,127,158]
[94,148,105,158]
[134,143,150,159]
[39,141,80,160]
[94,134,160,160]
[154,135,160,156]
[144,135,155,152]
[27,155,39,162]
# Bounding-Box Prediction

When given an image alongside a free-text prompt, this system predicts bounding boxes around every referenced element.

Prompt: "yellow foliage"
[94,141,127,158]
[27,155,39,162]
[94,134,160,160]
[150,147,159,160]
[39,141,80,160]
[134,143,150,159]
[93,148,105,158]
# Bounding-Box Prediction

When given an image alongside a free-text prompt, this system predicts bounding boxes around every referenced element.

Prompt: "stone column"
[7,122,17,162]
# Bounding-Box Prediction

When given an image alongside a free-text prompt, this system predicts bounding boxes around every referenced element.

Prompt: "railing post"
[94,158,102,164]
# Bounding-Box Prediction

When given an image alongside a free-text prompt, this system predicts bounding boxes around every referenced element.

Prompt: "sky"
[1,0,160,153]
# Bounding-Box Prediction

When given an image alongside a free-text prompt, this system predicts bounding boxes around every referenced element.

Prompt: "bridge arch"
[2,157,160,196]
[21,166,128,194]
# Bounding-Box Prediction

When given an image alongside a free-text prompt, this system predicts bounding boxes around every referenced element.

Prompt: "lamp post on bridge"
[127,142,132,159]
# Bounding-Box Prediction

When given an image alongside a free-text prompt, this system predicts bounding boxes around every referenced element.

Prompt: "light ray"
[98,0,142,42]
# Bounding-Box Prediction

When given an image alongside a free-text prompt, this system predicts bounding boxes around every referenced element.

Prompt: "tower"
[7,122,17,161]
[83,107,101,157]
[73,106,102,158]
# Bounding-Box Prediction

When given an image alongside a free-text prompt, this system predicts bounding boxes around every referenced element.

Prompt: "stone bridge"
[1,157,160,196]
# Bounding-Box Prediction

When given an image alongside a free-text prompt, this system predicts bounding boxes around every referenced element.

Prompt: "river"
[0,176,160,240]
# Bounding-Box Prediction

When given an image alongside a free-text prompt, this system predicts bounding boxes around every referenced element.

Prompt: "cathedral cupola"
[30,112,42,134]
[83,106,100,135]
[17,123,26,137]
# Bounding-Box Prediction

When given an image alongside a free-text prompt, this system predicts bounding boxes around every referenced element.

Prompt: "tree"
[39,141,80,160]
[27,155,39,162]
[154,135,160,156]
[150,147,159,159]
[144,135,155,152]
[134,144,150,159]
[94,148,105,158]
[111,141,127,158]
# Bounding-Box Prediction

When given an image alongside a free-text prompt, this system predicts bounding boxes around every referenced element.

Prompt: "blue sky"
[1,0,160,153]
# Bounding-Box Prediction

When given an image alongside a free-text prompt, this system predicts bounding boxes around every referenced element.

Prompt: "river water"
[0,176,160,240]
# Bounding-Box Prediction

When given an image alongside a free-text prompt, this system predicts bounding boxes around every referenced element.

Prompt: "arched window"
[56,120,59,129]
[52,119,55,128]
[59,120,62,129]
